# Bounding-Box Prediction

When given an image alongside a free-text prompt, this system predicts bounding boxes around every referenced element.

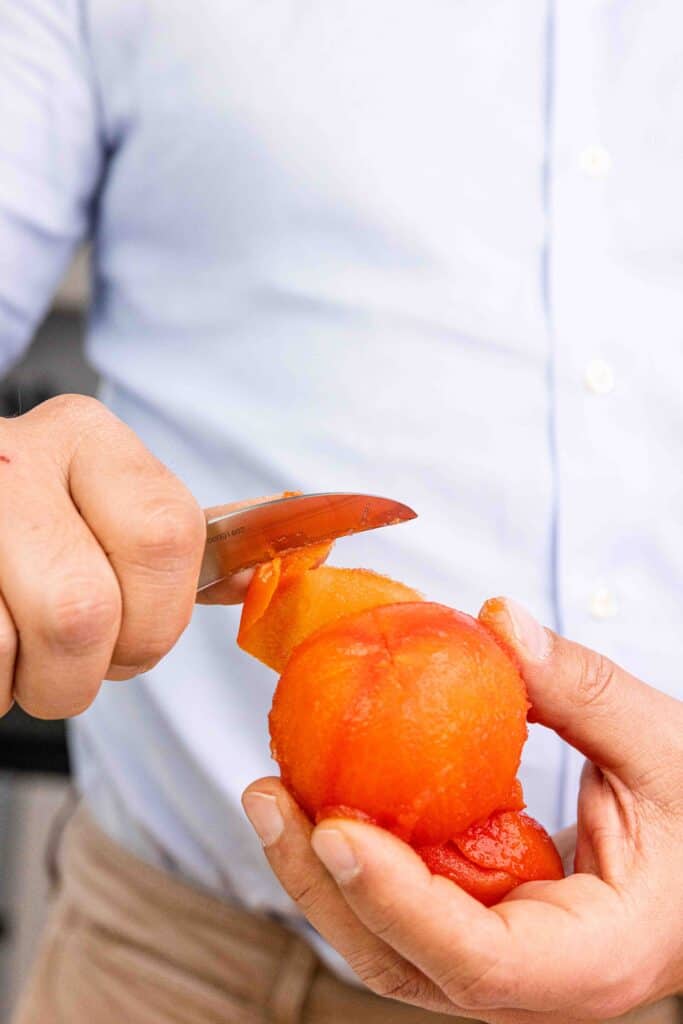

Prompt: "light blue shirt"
[2,0,682,946]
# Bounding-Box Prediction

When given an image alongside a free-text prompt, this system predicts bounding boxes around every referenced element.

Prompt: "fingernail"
[242,792,284,847]
[504,599,552,660]
[312,828,360,884]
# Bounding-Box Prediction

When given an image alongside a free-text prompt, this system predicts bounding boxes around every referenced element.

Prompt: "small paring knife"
[197,492,417,593]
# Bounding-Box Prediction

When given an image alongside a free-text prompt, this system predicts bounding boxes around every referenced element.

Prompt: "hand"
[243,597,683,1021]
[0,395,264,719]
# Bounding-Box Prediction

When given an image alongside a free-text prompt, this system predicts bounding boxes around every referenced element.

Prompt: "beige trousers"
[12,807,682,1024]
[11,807,459,1023]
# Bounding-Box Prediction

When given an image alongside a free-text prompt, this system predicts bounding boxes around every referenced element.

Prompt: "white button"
[579,144,612,177]
[589,586,618,620]
[584,358,615,395]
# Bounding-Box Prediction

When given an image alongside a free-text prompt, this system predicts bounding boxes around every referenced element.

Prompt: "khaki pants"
[11,807,459,1023]
[12,807,682,1024]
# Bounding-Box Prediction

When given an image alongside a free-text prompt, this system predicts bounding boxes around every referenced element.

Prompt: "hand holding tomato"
[244,596,683,1021]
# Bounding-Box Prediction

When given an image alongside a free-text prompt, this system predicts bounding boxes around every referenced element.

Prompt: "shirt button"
[584,358,615,395]
[589,586,618,620]
[579,144,612,177]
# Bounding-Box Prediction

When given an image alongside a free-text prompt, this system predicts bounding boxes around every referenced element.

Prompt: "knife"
[197,492,417,592]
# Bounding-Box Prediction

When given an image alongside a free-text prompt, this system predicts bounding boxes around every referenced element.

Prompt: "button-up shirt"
[1,0,682,960]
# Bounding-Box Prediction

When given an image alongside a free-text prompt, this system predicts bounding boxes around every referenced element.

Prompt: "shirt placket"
[549,1,625,825]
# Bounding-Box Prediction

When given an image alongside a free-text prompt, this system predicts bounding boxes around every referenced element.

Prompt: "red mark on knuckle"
[0,455,11,464]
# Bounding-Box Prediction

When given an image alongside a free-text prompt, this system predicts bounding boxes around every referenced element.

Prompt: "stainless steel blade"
[197,492,417,592]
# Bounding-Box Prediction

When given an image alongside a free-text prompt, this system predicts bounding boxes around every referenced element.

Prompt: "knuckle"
[378,974,428,1004]
[446,978,494,1011]
[370,972,424,1002]
[350,952,423,1003]
[573,651,618,710]
[439,957,504,1010]
[35,393,105,425]
[19,395,113,460]
[289,879,324,915]
[131,495,204,570]
[43,578,121,652]
[369,908,403,945]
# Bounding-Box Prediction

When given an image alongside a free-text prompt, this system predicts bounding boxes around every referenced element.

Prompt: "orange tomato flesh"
[237,543,564,903]
[418,810,564,905]
[239,544,421,673]
[269,601,529,844]
[418,841,518,907]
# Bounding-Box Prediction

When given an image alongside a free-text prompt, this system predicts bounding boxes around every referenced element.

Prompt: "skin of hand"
[0,395,272,719]
[243,597,683,1022]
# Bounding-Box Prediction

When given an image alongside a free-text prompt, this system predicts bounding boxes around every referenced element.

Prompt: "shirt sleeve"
[0,0,102,375]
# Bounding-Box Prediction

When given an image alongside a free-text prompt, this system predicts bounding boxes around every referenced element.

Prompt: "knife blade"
[197,492,417,592]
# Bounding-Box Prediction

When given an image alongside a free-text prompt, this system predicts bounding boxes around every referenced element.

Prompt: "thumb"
[479,597,682,800]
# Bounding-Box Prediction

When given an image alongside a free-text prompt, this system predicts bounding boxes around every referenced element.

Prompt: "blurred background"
[0,252,95,1021]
